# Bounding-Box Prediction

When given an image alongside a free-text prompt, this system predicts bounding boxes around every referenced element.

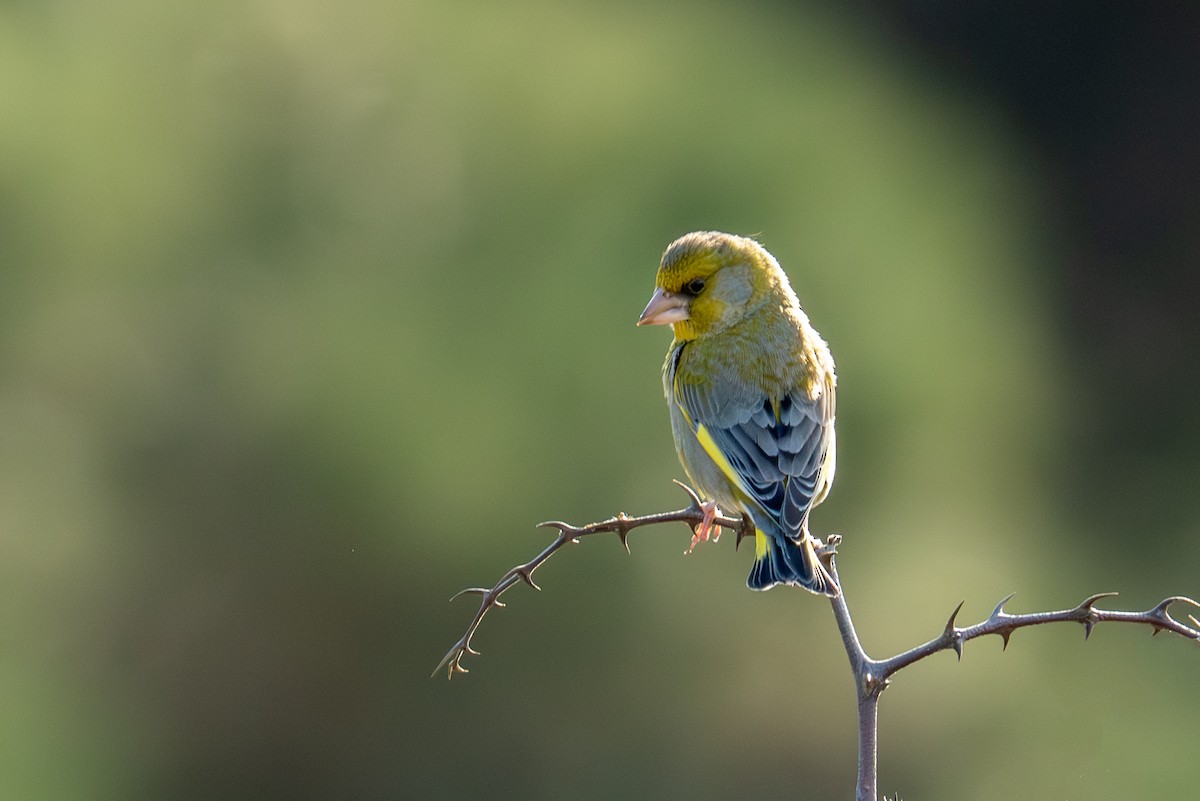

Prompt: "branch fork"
[436,484,1199,801]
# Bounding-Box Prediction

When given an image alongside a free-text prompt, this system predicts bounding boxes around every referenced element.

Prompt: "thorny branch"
[438,487,1200,680]
[874,590,1200,678]
[436,485,1200,799]
[821,556,1200,801]
[434,481,753,678]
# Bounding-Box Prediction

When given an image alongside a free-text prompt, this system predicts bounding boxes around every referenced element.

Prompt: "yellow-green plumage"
[638,231,838,594]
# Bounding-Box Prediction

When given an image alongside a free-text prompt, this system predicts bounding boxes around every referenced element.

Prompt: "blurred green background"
[2,2,1197,799]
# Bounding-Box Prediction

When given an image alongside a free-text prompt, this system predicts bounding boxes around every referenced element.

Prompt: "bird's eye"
[684,278,706,295]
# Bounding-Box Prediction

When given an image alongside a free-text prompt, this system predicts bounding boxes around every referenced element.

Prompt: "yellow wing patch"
[695,423,752,498]
[680,402,772,563]
[672,369,754,505]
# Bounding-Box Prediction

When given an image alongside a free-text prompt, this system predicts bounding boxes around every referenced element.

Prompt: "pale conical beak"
[637,287,690,326]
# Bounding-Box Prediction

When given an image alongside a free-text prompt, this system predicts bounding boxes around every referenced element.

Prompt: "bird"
[637,231,839,595]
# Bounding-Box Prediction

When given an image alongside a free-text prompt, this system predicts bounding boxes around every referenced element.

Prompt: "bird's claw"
[685,499,721,554]
[815,534,841,557]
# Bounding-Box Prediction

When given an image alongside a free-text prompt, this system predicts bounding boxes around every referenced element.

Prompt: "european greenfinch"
[638,231,838,595]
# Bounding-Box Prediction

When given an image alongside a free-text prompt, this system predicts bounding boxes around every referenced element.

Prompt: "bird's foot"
[815,534,841,557]
[685,499,722,554]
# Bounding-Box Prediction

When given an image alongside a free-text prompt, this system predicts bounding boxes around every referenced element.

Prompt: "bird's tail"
[747,528,838,596]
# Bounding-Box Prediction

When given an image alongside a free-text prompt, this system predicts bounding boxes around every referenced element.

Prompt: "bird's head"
[637,231,788,340]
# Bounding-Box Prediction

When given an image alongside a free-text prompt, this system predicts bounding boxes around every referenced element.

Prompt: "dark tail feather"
[747,530,838,596]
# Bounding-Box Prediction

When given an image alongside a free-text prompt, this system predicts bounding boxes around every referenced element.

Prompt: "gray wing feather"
[677,377,832,536]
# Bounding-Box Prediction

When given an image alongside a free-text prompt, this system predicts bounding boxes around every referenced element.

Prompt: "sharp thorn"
[1151,627,1163,637]
[671,479,703,508]
[991,593,1016,618]
[999,630,1012,650]
[465,644,481,656]
[1188,614,1199,630]
[516,569,542,591]
[1079,591,1119,610]
[431,655,453,679]
[494,599,506,608]
[945,600,965,634]
[618,530,632,554]
[450,587,489,602]
[1084,619,1095,640]
[952,636,963,661]
[736,522,754,551]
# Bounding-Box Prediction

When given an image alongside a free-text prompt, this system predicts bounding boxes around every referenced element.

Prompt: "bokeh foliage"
[0,2,1195,800]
